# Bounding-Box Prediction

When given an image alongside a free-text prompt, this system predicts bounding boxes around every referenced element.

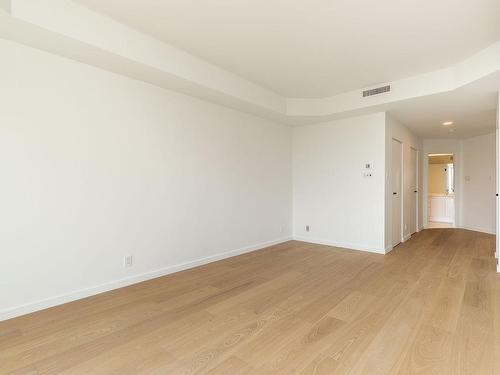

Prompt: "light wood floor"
[1,229,499,374]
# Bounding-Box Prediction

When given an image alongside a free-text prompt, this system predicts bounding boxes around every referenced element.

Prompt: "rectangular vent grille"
[363,85,391,97]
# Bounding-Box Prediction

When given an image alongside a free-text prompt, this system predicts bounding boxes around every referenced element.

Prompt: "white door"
[392,139,402,246]
[409,147,418,234]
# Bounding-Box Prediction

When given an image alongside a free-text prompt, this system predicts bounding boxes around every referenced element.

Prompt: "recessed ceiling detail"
[1,0,499,138]
[76,0,500,98]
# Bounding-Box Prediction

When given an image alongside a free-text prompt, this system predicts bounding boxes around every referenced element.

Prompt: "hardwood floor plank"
[450,256,495,375]
[327,291,376,323]
[492,271,500,371]
[205,356,260,375]
[234,313,311,367]
[392,324,453,375]
[1,229,497,374]
[261,316,346,374]
[344,279,432,375]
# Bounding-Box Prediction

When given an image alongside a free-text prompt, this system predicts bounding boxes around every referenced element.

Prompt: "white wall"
[385,115,423,248]
[292,113,387,253]
[462,133,496,234]
[0,39,292,320]
[423,134,496,235]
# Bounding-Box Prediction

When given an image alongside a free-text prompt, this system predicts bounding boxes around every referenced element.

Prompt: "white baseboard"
[402,233,412,242]
[421,225,495,235]
[429,217,453,223]
[0,236,292,322]
[292,236,385,255]
[458,225,496,235]
[384,245,394,254]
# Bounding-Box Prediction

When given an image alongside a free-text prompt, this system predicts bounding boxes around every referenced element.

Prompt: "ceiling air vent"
[362,85,391,97]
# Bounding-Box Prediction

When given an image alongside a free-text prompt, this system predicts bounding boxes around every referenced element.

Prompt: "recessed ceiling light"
[442,121,454,126]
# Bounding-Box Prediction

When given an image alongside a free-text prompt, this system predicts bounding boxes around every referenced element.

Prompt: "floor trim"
[292,236,385,254]
[458,225,496,235]
[0,236,292,322]
[385,244,395,254]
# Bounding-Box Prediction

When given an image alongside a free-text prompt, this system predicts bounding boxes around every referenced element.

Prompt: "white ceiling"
[77,0,500,98]
[388,71,500,139]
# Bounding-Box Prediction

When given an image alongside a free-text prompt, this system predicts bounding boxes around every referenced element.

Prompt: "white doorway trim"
[424,152,457,229]
[410,147,419,234]
[391,138,404,246]
[422,142,462,230]
[496,126,499,270]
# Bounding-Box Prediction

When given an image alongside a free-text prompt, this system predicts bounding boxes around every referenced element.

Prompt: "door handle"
[393,192,397,195]
[414,190,418,193]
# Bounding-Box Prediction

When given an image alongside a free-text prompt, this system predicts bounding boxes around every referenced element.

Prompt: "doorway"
[392,139,403,246]
[427,153,455,228]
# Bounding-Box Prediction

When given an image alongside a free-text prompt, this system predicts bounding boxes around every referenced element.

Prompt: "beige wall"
[429,155,453,164]
[428,164,448,194]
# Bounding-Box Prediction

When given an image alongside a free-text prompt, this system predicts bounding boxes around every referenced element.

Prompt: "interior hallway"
[0,228,498,374]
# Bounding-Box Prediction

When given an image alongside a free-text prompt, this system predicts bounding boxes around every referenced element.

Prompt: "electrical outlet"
[124,255,133,268]
[306,225,310,232]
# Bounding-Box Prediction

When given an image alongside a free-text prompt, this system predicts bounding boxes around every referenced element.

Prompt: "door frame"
[391,138,404,246]
[410,147,419,234]
[424,152,457,228]
[496,127,499,267]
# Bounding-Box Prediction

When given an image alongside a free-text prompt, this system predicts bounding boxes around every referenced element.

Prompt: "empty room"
[1,1,500,374]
